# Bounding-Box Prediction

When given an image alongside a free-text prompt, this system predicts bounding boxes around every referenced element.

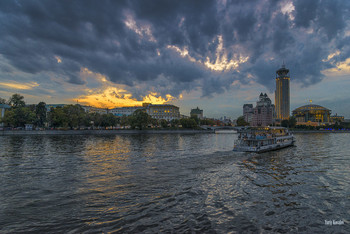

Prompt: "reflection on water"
[0,133,349,233]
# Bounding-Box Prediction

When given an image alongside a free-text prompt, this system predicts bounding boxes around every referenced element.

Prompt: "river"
[0,133,349,233]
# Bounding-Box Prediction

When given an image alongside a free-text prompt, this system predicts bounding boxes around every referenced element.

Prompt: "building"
[25,124,33,130]
[45,104,110,115]
[251,93,275,127]
[292,104,331,126]
[243,104,254,123]
[81,105,108,114]
[190,107,203,119]
[0,103,10,118]
[220,116,232,125]
[275,64,290,120]
[330,114,344,123]
[105,103,181,120]
[45,104,66,112]
[0,104,11,127]
[109,106,144,116]
[146,104,180,121]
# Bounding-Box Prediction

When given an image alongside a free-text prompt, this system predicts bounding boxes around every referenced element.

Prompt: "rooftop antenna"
[282,60,285,68]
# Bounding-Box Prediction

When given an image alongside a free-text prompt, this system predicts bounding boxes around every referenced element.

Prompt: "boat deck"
[233,127,295,153]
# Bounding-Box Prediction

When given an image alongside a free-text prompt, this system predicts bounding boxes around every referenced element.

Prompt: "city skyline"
[1,1,350,118]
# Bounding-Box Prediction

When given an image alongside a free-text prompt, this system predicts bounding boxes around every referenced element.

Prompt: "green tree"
[90,112,102,128]
[82,112,93,128]
[22,107,36,126]
[149,117,158,128]
[2,109,15,127]
[48,107,68,128]
[63,105,86,129]
[0,97,7,104]
[8,93,25,108]
[200,119,215,126]
[3,107,35,127]
[160,119,168,128]
[288,116,297,128]
[130,110,150,130]
[281,119,289,128]
[236,116,249,126]
[35,102,47,127]
[170,119,180,128]
[120,115,129,128]
[100,114,109,129]
[180,118,198,129]
[100,113,118,129]
[83,112,101,128]
[190,115,200,125]
[107,113,118,127]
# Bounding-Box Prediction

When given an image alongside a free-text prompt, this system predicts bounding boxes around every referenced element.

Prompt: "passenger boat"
[233,127,295,153]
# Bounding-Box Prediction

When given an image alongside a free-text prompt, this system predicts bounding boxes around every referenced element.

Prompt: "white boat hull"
[233,138,295,153]
[233,127,295,153]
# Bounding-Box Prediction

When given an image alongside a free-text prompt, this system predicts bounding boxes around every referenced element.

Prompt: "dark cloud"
[0,0,349,98]
[293,0,319,28]
[316,1,347,41]
[272,13,295,54]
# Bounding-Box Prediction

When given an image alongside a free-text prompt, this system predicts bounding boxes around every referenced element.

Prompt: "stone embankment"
[0,129,214,136]
[290,130,350,133]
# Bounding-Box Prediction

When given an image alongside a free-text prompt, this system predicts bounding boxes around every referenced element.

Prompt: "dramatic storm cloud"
[1,0,350,115]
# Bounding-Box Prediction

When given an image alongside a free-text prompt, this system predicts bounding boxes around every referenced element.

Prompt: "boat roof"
[238,126,288,133]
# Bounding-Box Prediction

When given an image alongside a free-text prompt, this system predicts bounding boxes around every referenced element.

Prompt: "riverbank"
[2,129,349,136]
[290,130,350,133]
[0,129,215,136]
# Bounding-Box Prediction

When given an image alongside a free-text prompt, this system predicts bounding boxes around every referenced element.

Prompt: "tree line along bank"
[0,94,218,130]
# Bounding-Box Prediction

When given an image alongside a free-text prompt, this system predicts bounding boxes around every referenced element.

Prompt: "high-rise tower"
[275,64,290,120]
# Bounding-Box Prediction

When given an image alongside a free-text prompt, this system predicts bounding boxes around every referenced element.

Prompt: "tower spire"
[275,62,290,120]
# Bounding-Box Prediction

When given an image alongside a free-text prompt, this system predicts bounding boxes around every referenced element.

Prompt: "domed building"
[292,104,331,126]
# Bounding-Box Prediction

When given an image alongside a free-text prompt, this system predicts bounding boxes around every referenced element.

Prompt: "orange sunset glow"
[75,87,175,108]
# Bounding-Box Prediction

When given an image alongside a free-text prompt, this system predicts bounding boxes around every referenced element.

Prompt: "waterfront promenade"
[2,129,350,136]
[290,130,350,133]
[0,129,214,136]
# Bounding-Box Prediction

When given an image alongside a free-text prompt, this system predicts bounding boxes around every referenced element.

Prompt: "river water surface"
[0,133,349,233]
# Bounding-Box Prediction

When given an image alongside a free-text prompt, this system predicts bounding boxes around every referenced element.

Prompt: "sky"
[1,0,350,118]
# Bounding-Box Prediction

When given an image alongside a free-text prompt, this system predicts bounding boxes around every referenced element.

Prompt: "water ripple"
[0,133,349,233]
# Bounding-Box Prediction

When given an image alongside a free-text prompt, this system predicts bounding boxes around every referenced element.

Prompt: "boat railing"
[238,128,293,141]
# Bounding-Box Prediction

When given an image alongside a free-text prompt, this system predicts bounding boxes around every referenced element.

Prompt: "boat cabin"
[235,127,293,149]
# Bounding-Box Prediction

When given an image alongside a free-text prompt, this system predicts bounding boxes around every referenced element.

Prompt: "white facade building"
[109,106,145,116]
[0,104,11,127]
[146,104,180,121]
[81,105,108,114]
[252,93,275,127]
[243,104,254,124]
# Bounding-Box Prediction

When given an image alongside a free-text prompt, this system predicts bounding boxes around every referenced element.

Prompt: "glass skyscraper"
[275,64,290,120]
